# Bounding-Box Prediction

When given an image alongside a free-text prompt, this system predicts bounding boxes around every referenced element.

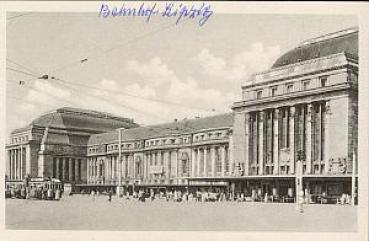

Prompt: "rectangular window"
[286,84,293,93]
[256,90,263,99]
[271,86,278,97]
[301,80,310,91]
[320,76,328,87]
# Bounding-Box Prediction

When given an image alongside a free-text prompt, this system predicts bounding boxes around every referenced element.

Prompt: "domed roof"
[28,107,139,134]
[272,27,358,69]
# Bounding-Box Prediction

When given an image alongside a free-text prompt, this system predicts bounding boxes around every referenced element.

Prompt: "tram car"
[5,177,63,200]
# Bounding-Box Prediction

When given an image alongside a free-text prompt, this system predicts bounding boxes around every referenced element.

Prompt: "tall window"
[256,90,263,99]
[216,148,221,173]
[271,86,278,97]
[301,80,310,91]
[286,84,294,93]
[320,76,328,87]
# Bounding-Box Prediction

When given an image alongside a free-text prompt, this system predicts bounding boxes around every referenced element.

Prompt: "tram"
[5,177,63,200]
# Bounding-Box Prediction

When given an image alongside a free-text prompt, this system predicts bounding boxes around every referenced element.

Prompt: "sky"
[5,11,357,137]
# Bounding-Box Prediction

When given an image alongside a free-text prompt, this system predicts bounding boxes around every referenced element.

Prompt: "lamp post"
[117,128,123,197]
[296,150,305,212]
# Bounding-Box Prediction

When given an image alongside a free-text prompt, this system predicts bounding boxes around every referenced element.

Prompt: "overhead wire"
[7,58,41,76]
[48,18,179,75]
[6,58,213,112]
[7,13,33,21]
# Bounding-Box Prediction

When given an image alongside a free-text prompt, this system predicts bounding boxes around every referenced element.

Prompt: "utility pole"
[117,128,122,197]
[296,150,305,212]
[351,150,356,206]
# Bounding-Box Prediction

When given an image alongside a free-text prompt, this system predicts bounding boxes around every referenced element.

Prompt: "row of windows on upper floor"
[193,130,227,142]
[245,75,329,100]
[88,131,229,154]
[89,137,190,154]
[9,135,29,145]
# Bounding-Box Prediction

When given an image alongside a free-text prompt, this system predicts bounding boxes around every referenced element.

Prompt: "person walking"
[108,188,112,202]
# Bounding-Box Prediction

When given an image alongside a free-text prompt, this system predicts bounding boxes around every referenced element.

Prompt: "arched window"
[180,152,189,175]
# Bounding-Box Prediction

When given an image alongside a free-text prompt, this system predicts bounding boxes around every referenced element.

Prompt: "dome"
[271,27,358,69]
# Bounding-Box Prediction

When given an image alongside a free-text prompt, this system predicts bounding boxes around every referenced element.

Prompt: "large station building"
[5,27,358,201]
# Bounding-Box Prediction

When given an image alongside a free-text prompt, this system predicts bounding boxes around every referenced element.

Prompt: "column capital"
[289,106,296,116]
[258,111,265,121]
[245,112,251,120]
[324,101,331,114]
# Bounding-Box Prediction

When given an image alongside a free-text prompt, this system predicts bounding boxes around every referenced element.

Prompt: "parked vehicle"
[5,177,63,201]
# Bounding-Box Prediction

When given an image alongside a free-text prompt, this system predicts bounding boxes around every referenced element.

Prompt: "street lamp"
[296,149,305,212]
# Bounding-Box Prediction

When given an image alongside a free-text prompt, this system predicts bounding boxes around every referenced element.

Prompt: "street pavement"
[5,195,357,231]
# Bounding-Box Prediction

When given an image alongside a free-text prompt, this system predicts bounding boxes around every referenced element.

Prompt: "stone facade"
[5,27,359,201]
[86,114,234,187]
[5,107,138,183]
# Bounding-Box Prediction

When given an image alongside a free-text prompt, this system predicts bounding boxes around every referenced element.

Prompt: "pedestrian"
[26,186,30,200]
[297,190,305,213]
[55,188,60,200]
[91,189,96,201]
[108,189,112,202]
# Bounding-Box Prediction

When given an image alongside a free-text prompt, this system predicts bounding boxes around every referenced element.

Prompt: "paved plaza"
[6,196,357,231]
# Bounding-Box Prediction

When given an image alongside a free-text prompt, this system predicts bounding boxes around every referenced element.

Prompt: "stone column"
[69,158,74,182]
[121,155,126,178]
[197,149,201,177]
[203,148,208,177]
[86,159,90,183]
[174,151,178,178]
[244,113,250,176]
[284,109,289,149]
[289,106,296,174]
[15,149,18,179]
[133,156,137,179]
[157,151,162,166]
[146,153,150,179]
[15,149,19,179]
[118,156,122,184]
[191,149,196,177]
[14,150,18,179]
[55,158,60,179]
[258,111,264,175]
[221,146,226,176]
[6,150,10,178]
[147,153,150,179]
[128,155,132,178]
[14,149,18,179]
[253,114,258,172]
[316,103,322,173]
[211,146,216,177]
[324,101,330,174]
[62,158,67,181]
[97,160,101,183]
[13,149,17,179]
[13,150,17,179]
[142,154,146,179]
[112,156,116,180]
[165,151,170,178]
[273,109,280,175]
[25,145,31,176]
[9,150,13,179]
[20,147,23,179]
[306,103,313,174]
[90,159,94,183]
[75,159,79,182]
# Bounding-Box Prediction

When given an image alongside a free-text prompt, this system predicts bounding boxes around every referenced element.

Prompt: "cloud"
[26,80,71,105]
[195,43,281,81]
[123,57,239,122]
[126,57,174,86]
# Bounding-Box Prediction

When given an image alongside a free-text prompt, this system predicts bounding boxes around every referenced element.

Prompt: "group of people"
[5,185,62,200]
[89,188,262,203]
